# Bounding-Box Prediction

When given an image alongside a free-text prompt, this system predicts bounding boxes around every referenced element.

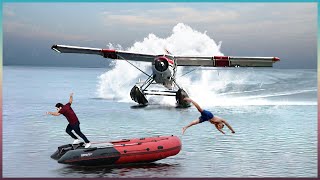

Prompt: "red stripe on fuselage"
[167,59,174,65]
[156,56,174,65]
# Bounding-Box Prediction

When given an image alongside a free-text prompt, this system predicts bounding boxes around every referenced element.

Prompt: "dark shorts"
[199,110,214,123]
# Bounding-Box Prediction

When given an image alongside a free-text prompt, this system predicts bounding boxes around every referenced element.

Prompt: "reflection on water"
[130,104,149,109]
[57,162,181,178]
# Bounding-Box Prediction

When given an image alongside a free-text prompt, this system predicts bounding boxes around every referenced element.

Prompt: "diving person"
[47,93,91,148]
[182,98,235,135]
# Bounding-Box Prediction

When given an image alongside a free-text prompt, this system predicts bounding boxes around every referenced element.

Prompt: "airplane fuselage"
[50,44,279,107]
[151,55,176,89]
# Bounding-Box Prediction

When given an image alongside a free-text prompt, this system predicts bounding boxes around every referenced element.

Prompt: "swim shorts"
[199,110,214,123]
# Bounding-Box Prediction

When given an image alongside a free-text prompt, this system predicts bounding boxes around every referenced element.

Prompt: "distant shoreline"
[3,65,111,70]
[2,65,317,70]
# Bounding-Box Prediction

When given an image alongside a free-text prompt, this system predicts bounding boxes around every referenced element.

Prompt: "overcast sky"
[3,3,317,68]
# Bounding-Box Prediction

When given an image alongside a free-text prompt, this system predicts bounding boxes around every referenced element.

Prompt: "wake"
[96,23,316,107]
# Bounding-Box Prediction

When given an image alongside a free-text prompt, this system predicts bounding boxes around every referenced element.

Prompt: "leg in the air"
[182,119,200,134]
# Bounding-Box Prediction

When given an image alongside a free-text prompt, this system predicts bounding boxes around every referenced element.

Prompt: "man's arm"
[218,128,225,134]
[69,92,74,104]
[47,112,61,116]
[222,120,235,133]
[184,98,203,112]
[214,124,225,134]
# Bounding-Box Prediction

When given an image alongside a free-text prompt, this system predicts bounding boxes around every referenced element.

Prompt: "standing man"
[182,98,235,135]
[47,93,91,148]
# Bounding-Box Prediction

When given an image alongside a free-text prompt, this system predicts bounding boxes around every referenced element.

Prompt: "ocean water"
[3,66,317,178]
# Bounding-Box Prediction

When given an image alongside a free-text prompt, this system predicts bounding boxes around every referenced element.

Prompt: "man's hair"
[55,103,64,108]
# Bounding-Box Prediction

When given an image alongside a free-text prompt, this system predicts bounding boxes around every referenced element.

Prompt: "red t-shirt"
[58,103,79,125]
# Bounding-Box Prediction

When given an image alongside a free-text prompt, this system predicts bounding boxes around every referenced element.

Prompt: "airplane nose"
[154,58,169,72]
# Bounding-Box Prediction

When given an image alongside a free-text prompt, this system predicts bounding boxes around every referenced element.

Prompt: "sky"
[3,3,317,68]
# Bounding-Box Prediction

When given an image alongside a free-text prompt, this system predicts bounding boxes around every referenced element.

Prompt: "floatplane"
[51,44,280,107]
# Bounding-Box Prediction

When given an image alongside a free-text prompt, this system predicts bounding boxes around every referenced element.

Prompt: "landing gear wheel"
[130,85,148,105]
[176,89,191,108]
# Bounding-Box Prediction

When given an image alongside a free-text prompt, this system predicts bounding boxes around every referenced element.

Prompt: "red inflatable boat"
[51,135,181,166]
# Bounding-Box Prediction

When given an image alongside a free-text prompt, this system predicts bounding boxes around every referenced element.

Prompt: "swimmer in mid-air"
[182,98,235,135]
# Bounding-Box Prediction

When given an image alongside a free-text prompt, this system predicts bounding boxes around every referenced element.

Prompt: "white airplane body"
[52,44,280,107]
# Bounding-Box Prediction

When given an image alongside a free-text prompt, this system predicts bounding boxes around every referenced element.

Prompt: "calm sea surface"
[3,66,317,177]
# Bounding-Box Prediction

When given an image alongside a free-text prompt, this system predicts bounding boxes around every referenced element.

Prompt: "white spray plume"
[97,23,223,105]
[97,23,315,106]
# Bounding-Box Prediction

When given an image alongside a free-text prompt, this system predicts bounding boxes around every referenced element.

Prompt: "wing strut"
[117,54,152,78]
[180,67,199,77]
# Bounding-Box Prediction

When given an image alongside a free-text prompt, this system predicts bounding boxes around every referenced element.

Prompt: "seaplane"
[51,44,280,108]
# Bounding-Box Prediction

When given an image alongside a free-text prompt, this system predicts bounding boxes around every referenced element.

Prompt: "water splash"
[97,23,316,106]
[97,23,222,103]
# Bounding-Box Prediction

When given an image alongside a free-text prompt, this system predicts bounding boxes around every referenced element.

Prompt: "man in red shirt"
[47,93,91,148]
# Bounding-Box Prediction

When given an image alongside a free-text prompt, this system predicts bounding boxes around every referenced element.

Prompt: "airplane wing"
[51,45,157,62]
[174,56,280,67]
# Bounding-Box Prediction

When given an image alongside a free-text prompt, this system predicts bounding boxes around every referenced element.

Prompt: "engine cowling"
[152,56,174,87]
[154,57,169,72]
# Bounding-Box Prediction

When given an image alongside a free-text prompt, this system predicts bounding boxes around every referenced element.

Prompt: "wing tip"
[51,44,61,53]
[273,57,280,62]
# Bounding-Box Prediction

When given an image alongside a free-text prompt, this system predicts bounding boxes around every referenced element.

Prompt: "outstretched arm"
[222,120,235,133]
[218,128,225,134]
[214,124,225,134]
[184,98,203,113]
[69,92,73,104]
[47,111,61,116]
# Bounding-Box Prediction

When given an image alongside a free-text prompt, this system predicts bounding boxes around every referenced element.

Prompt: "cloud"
[100,3,316,43]
[3,5,15,17]
[101,7,240,26]
[102,3,317,31]
[3,20,91,42]
[216,4,317,38]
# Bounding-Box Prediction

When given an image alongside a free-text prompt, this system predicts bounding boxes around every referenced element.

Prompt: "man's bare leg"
[184,98,203,113]
[182,119,200,134]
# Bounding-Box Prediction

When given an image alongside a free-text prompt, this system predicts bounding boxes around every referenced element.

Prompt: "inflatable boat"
[51,135,181,166]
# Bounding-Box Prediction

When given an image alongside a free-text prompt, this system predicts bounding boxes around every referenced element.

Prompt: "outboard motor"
[51,143,84,160]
